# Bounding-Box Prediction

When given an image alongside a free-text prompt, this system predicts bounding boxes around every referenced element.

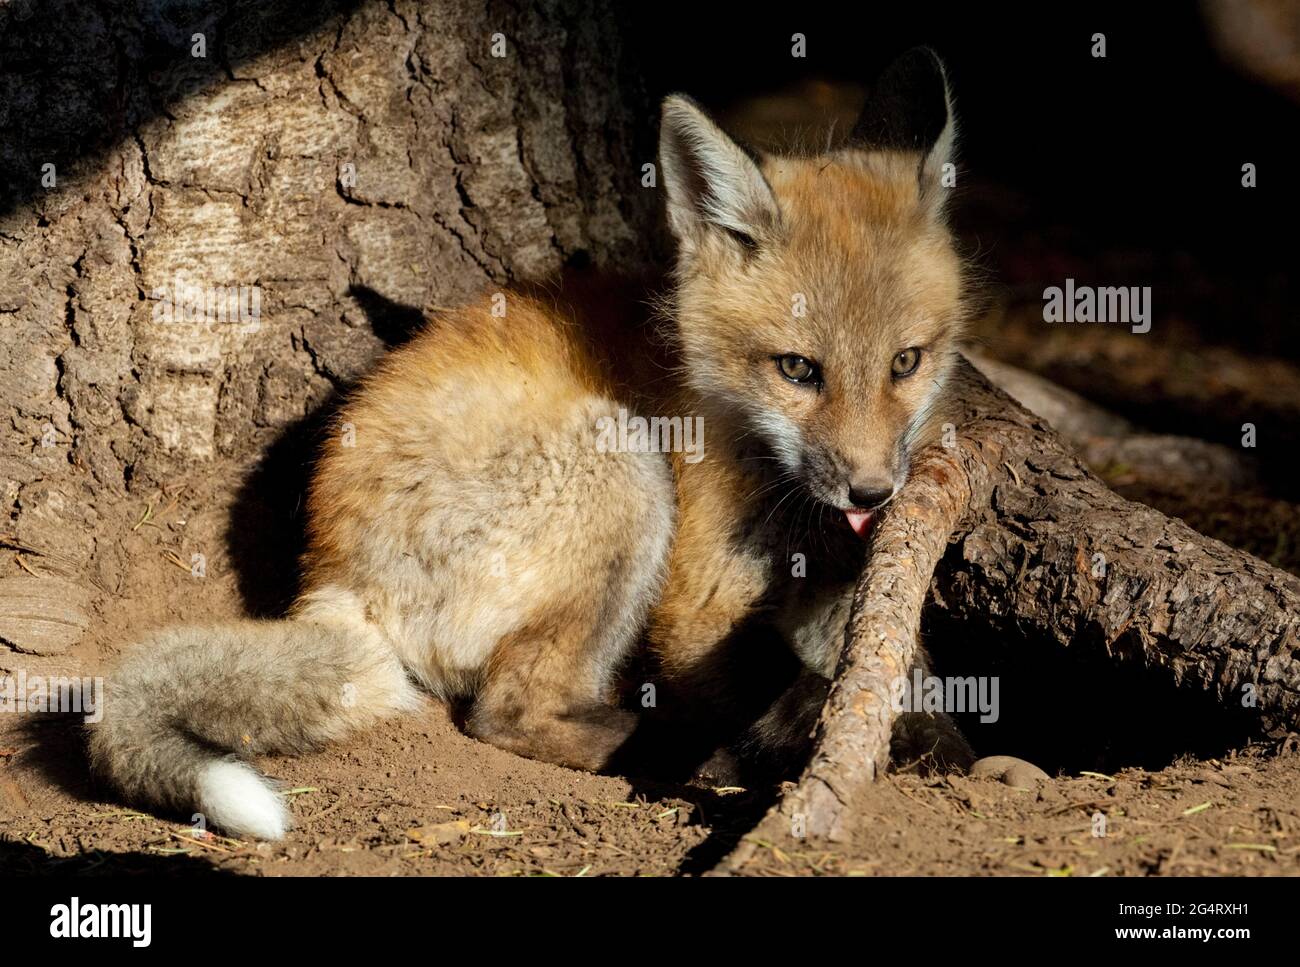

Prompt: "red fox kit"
[90,49,971,839]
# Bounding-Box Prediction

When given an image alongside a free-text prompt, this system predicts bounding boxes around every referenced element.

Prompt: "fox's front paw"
[890,711,975,774]
[691,747,745,788]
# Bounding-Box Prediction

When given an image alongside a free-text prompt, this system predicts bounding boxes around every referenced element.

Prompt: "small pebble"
[969,755,1050,789]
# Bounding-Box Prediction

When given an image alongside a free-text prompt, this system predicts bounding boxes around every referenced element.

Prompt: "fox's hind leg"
[460,410,676,772]
[466,610,641,771]
[464,478,674,771]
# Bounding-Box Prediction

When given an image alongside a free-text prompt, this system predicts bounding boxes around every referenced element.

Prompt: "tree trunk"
[0,0,656,625]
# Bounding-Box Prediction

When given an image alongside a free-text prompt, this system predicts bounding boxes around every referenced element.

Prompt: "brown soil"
[2,463,1299,877]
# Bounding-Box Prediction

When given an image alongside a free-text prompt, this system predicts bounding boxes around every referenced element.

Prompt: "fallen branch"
[712,358,1300,874]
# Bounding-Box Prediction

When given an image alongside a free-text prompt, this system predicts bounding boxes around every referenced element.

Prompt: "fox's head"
[659,49,966,535]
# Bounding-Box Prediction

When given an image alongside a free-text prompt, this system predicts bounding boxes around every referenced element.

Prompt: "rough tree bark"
[714,359,1300,873]
[0,0,656,646]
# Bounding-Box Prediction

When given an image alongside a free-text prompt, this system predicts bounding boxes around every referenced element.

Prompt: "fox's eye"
[891,347,922,378]
[776,354,819,385]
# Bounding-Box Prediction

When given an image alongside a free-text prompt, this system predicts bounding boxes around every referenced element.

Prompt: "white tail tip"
[197,760,291,840]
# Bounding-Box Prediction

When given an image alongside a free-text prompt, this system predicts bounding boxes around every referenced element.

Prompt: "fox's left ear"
[849,47,956,216]
[659,95,779,251]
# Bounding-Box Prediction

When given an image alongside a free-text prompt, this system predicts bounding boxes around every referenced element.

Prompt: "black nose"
[847,482,893,509]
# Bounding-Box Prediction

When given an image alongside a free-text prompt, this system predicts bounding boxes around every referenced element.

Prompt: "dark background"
[623,1,1298,354]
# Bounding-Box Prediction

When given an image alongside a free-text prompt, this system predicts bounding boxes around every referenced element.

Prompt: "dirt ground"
[2,447,1299,877]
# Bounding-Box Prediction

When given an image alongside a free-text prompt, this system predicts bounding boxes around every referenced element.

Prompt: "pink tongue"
[845,509,874,538]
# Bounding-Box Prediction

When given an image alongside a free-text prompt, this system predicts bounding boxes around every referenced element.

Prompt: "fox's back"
[302,287,676,693]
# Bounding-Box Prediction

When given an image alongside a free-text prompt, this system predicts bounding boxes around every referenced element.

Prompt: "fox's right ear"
[659,95,779,251]
[849,48,955,216]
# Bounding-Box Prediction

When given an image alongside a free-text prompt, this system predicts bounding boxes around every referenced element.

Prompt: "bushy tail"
[88,619,418,840]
